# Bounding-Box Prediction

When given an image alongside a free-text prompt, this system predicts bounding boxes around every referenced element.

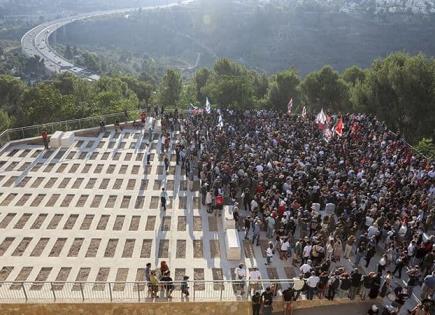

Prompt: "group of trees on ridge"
[0,52,434,155]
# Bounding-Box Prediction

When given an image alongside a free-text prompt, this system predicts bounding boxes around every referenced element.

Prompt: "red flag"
[335,116,344,137]
[287,98,293,115]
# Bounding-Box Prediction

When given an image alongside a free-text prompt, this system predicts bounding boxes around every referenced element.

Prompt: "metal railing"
[0,109,147,148]
[0,279,294,303]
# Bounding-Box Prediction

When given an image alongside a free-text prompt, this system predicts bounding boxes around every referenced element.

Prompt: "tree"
[350,53,435,143]
[415,138,435,159]
[267,68,300,111]
[300,65,350,112]
[158,69,182,107]
[24,55,45,76]
[180,83,196,108]
[251,72,269,101]
[342,65,366,86]
[81,53,100,73]
[194,68,210,104]
[22,83,70,124]
[93,77,139,113]
[205,74,254,109]
[0,110,11,131]
[204,59,255,109]
[119,76,155,107]
[0,75,26,117]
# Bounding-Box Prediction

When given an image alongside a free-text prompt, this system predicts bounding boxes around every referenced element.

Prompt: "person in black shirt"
[282,287,294,315]
[160,270,174,298]
[261,287,274,315]
[244,216,252,240]
[326,273,340,300]
[350,268,362,299]
[340,273,352,297]
[361,273,375,300]
[318,271,329,298]
[164,155,170,172]
[365,244,376,268]
[251,291,261,315]
[369,273,381,299]
[392,254,407,278]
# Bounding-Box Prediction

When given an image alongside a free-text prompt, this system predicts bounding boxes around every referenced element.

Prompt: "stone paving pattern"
[0,128,294,293]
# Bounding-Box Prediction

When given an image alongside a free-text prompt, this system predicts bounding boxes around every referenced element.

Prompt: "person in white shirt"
[306,271,320,300]
[303,243,312,263]
[292,275,305,300]
[407,240,416,265]
[280,238,290,261]
[235,264,246,295]
[300,260,312,275]
[367,224,380,239]
[160,188,168,211]
[265,243,274,265]
[248,267,261,293]
[250,199,259,212]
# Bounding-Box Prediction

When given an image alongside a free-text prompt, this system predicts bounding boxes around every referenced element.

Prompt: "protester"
[176,108,434,304]
[261,287,274,315]
[160,187,167,211]
[251,291,261,315]
[41,130,49,149]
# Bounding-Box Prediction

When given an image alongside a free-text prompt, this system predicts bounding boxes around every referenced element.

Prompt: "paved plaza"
[0,126,294,299]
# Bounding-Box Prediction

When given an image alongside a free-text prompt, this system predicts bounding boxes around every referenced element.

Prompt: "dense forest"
[56,0,435,75]
[0,52,434,157]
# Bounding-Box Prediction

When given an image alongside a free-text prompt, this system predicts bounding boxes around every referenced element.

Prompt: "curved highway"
[21,0,194,81]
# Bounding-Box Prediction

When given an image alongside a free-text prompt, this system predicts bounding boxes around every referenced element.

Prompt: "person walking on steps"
[160,188,167,211]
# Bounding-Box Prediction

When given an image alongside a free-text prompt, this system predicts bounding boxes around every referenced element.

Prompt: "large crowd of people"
[171,109,434,313]
[134,107,435,314]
